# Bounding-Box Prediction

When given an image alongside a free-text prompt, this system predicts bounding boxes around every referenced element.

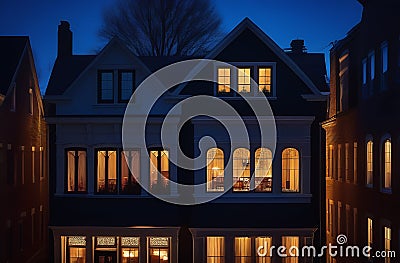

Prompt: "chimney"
[289,39,307,54]
[58,21,72,57]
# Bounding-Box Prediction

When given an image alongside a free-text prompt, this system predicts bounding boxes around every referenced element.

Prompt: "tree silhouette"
[99,0,222,56]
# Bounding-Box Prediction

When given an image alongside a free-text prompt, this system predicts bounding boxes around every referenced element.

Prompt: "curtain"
[207,237,224,263]
[67,151,75,191]
[77,151,86,191]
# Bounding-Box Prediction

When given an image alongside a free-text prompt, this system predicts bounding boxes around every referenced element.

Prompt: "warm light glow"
[235,237,251,262]
[218,68,231,93]
[238,68,251,93]
[366,140,373,185]
[281,148,299,192]
[233,148,251,192]
[259,68,271,93]
[207,237,224,263]
[206,148,224,192]
[255,148,272,192]
[384,139,391,189]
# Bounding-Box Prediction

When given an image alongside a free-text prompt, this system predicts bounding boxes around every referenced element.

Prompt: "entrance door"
[94,251,117,263]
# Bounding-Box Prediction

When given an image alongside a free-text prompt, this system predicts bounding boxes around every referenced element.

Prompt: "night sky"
[0,0,362,93]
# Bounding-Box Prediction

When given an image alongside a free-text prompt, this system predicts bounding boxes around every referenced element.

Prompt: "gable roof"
[205,18,326,96]
[0,36,28,95]
[46,55,95,95]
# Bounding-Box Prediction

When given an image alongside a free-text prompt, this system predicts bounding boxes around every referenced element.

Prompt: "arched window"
[383,139,391,189]
[233,148,250,192]
[366,140,373,185]
[255,148,272,192]
[207,148,224,192]
[282,148,299,192]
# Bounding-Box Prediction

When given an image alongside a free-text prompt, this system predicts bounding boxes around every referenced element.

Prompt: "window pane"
[100,72,113,101]
[207,237,224,263]
[218,68,231,93]
[238,68,251,93]
[384,140,391,189]
[255,148,272,192]
[259,68,271,93]
[362,59,367,85]
[235,237,251,263]
[120,71,133,101]
[149,150,170,193]
[382,45,388,73]
[366,141,373,185]
[97,151,106,192]
[282,236,299,263]
[370,52,375,80]
[77,151,86,191]
[108,151,117,192]
[149,237,170,263]
[67,151,76,192]
[367,218,373,248]
[233,148,250,192]
[121,150,140,194]
[207,148,224,192]
[282,148,299,192]
[97,150,117,193]
[121,248,139,263]
[255,237,272,263]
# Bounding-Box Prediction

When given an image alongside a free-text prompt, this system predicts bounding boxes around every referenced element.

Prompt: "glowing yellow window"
[258,68,271,93]
[207,148,224,192]
[238,68,251,93]
[207,237,224,263]
[218,68,231,93]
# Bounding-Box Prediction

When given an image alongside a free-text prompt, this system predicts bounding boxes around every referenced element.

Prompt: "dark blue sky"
[0,0,363,93]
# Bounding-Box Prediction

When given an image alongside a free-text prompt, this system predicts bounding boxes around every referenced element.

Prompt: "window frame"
[281,148,300,193]
[237,67,252,94]
[232,148,251,192]
[118,70,135,103]
[120,149,141,195]
[206,147,225,192]
[366,139,373,187]
[217,67,232,94]
[95,148,119,194]
[97,70,114,103]
[65,148,88,193]
[149,148,170,194]
[382,138,391,191]
[254,147,273,192]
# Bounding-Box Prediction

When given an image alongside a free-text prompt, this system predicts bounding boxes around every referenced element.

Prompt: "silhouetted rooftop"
[0,36,28,95]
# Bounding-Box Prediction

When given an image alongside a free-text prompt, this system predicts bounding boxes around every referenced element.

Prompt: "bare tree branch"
[99,0,222,56]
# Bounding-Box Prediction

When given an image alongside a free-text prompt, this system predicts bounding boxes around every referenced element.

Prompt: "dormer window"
[98,70,114,103]
[237,68,251,93]
[118,70,134,103]
[258,67,271,94]
[217,68,231,93]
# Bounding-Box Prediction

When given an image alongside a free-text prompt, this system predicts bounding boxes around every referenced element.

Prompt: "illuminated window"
[328,201,334,235]
[282,148,299,192]
[150,150,170,194]
[119,70,134,102]
[121,150,141,194]
[218,68,231,93]
[353,142,357,184]
[206,148,224,192]
[367,218,373,249]
[238,68,251,93]
[366,141,373,185]
[255,148,272,192]
[121,237,139,263]
[97,149,117,193]
[29,88,33,115]
[255,237,272,263]
[282,236,299,263]
[233,148,250,192]
[148,237,170,263]
[258,68,271,94]
[32,146,35,184]
[66,236,86,263]
[235,237,251,263]
[207,237,224,263]
[98,70,114,103]
[328,145,333,179]
[385,227,391,263]
[337,144,342,181]
[383,139,391,189]
[345,143,349,181]
[66,149,87,192]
